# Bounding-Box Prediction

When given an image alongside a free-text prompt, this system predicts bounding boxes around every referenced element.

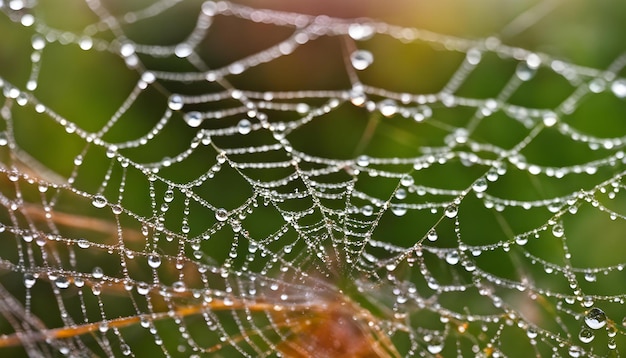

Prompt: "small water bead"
[215,208,228,222]
[395,188,407,200]
[515,61,536,81]
[526,328,537,339]
[136,282,150,295]
[400,175,414,187]
[568,345,583,357]
[427,229,438,242]
[551,224,564,238]
[92,195,107,208]
[172,281,186,293]
[379,99,398,117]
[92,267,104,279]
[350,50,374,70]
[584,307,607,329]
[31,35,46,50]
[237,119,252,135]
[184,111,203,127]
[111,204,123,215]
[348,23,375,41]
[578,328,594,343]
[77,239,90,249]
[148,255,161,268]
[611,79,626,98]
[120,344,131,356]
[445,251,460,265]
[361,205,374,216]
[472,178,488,192]
[356,155,370,167]
[168,94,184,110]
[24,273,36,288]
[164,188,174,203]
[55,276,70,289]
[174,43,193,58]
[444,205,458,218]
[584,272,596,282]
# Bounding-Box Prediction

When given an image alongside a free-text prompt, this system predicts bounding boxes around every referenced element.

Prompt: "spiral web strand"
[0,0,625,356]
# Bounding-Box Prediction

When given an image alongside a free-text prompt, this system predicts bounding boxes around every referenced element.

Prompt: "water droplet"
[611,79,626,98]
[77,239,90,249]
[584,272,596,282]
[136,282,150,295]
[395,188,407,200]
[0,132,8,147]
[348,23,374,41]
[466,48,482,65]
[444,205,458,218]
[92,267,104,279]
[427,341,444,354]
[144,254,161,269]
[174,43,193,58]
[526,328,537,339]
[427,229,438,242]
[31,35,45,50]
[515,62,536,81]
[379,99,398,117]
[578,328,594,343]
[168,94,184,110]
[472,178,488,192]
[164,189,174,203]
[551,224,564,237]
[542,113,558,127]
[172,281,186,293]
[184,111,203,127]
[215,208,228,222]
[585,307,607,329]
[92,195,107,209]
[401,175,414,187]
[121,343,131,356]
[24,273,36,288]
[568,345,583,357]
[99,321,109,333]
[55,276,70,289]
[237,119,252,135]
[111,204,123,215]
[361,205,373,216]
[445,251,460,265]
[350,50,374,70]
[356,155,370,167]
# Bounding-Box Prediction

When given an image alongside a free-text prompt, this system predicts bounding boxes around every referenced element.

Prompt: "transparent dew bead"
[184,111,203,127]
[348,23,375,41]
[445,251,460,265]
[92,195,107,209]
[611,79,626,98]
[215,208,228,222]
[92,267,104,279]
[148,255,161,268]
[356,155,370,167]
[551,224,564,238]
[584,307,607,329]
[427,229,438,242]
[568,345,583,357]
[350,50,374,70]
[55,276,70,289]
[172,281,186,293]
[578,328,594,343]
[23,273,36,288]
[237,118,252,135]
[379,99,398,117]
[444,205,458,218]
[472,178,488,192]
[168,94,184,110]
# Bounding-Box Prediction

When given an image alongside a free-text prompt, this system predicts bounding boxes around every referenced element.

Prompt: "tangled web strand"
[0,0,626,356]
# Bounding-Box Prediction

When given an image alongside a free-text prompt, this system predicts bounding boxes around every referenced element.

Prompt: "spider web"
[0,0,625,356]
